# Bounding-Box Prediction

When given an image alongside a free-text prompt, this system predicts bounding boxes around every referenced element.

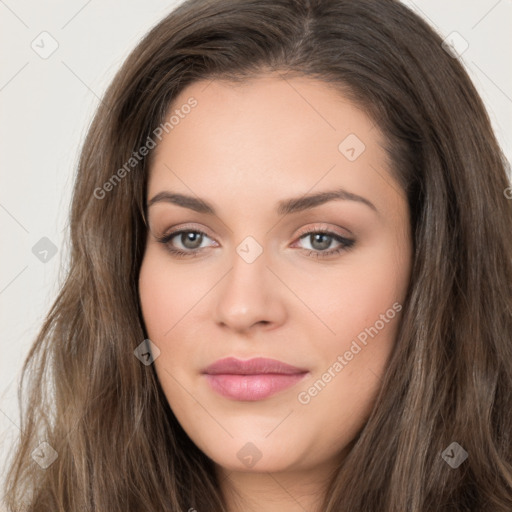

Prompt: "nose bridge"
[214,236,286,330]
[223,238,268,306]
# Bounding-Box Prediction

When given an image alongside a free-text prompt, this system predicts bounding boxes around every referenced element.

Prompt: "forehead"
[147,75,397,214]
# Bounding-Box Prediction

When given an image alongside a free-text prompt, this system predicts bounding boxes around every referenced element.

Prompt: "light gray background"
[1,0,511,501]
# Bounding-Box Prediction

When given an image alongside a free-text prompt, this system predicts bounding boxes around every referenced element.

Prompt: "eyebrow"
[146,187,378,216]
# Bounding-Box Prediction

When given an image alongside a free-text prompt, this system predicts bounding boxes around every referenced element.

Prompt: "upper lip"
[203,357,308,375]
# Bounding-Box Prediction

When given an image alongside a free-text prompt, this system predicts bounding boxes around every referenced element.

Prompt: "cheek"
[138,250,205,339]
[295,278,404,440]
[138,254,197,413]
[138,250,217,382]
[139,256,174,339]
[288,242,408,347]
[291,241,408,412]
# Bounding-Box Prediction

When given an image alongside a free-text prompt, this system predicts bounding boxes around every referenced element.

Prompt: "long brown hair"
[4,0,512,510]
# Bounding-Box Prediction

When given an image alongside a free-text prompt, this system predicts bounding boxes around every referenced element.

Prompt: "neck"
[215,455,343,512]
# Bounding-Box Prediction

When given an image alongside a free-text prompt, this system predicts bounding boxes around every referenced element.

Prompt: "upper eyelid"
[160,223,215,239]
[295,225,350,239]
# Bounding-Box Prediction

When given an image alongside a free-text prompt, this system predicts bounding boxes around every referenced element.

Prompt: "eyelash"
[155,227,355,259]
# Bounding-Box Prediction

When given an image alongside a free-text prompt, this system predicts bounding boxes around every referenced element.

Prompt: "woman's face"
[139,75,412,481]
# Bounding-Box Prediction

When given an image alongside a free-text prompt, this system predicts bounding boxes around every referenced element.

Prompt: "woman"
[4,0,512,510]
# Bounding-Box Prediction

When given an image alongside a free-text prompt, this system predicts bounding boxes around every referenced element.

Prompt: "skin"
[138,74,413,512]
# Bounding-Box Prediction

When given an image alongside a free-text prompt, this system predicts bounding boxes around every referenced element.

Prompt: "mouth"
[202,357,309,401]
[203,373,308,401]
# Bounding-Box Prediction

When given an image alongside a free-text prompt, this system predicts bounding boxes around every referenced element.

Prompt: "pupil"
[311,233,331,251]
[182,232,203,249]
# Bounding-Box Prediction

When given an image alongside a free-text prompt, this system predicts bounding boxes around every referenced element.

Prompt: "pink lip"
[203,357,309,401]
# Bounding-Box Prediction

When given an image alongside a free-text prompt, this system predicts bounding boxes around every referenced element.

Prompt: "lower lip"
[204,373,308,401]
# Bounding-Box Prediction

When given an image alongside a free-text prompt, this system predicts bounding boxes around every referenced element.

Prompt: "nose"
[214,245,287,333]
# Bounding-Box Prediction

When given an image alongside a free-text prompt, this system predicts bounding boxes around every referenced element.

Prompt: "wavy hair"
[4,0,512,510]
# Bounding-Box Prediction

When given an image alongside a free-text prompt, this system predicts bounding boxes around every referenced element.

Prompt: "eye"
[173,231,208,250]
[293,228,355,258]
[156,229,217,257]
[155,226,355,259]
